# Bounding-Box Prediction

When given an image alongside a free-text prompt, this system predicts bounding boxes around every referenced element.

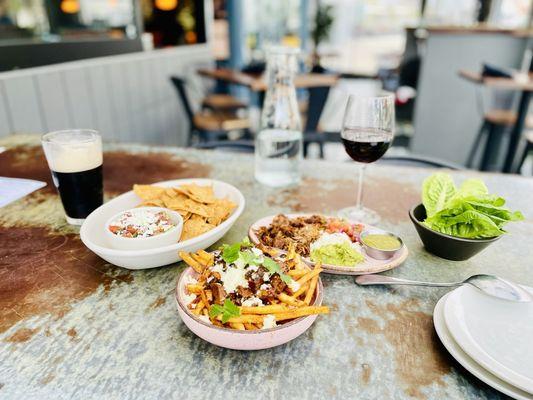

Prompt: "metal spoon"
[355,274,532,302]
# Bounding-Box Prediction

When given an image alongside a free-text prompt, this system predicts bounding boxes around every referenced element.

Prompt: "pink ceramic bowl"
[175,267,324,350]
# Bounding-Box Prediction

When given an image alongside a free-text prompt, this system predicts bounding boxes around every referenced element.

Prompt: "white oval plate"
[80,178,245,270]
[248,214,408,275]
[444,285,533,394]
[434,293,533,400]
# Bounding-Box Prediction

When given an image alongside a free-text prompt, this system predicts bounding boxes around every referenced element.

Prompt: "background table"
[1,135,532,399]
[459,69,533,172]
[197,68,339,92]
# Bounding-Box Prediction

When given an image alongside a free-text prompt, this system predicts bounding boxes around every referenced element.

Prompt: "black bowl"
[408,203,500,261]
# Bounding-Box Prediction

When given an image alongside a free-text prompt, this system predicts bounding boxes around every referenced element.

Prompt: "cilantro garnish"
[221,243,240,263]
[221,238,253,264]
[263,257,292,284]
[209,299,241,323]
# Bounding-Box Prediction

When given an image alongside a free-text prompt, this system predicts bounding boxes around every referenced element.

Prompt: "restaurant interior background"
[0,0,531,174]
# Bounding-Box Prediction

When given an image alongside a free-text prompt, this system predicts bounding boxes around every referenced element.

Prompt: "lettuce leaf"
[421,173,523,239]
[422,173,456,217]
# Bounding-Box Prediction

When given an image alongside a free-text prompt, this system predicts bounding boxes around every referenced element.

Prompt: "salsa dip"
[105,207,183,250]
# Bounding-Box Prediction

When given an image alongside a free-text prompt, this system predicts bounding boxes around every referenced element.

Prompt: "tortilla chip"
[131,182,235,242]
[133,184,166,200]
[180,215,215,241]
[139,199,164,207]
[176,184,216,204]
[169,198,213,218]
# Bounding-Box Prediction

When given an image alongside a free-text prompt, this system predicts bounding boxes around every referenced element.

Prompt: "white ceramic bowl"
[175,267,324,350]
[80,179,245,270]
[104,207,183,250]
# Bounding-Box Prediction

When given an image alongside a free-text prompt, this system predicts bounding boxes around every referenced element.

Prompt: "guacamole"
[311,242,364,267]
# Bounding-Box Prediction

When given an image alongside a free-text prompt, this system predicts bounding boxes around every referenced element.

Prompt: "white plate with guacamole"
[248,213,409,275]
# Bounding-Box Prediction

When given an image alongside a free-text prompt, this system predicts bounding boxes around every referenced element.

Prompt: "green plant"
[311,1,334,50]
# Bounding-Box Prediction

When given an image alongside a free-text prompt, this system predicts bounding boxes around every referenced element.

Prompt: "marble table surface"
[1,135,532,399]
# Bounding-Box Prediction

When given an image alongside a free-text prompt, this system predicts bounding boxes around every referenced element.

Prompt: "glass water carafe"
[254,47,303,187]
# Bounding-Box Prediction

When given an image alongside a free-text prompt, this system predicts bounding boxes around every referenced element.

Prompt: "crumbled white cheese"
[288,280,301,293]
[252,247,263,257]
[248,265,259,272]
[197,315,211,324]
[211,263,225,274]
[259,283,271,291]
[218,265,249,294]
[262,314,277,329]
[183,275,198,286]
[262,272,271,282]
[183,293,197,305]
[241,296,264,307]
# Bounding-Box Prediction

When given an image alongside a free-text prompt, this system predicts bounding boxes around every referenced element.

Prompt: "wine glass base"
[338,206,380,225]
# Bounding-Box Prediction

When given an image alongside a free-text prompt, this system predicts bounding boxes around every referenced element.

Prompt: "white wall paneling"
[0,44,213,146]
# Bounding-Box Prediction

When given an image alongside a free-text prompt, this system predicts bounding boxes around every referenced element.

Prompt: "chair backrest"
[304,85,331,133]
[193,140,255,153]
[376,155,465,170]
[170,76,195,127]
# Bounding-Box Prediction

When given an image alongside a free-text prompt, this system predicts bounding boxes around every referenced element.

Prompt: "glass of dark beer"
[42,129,103,225]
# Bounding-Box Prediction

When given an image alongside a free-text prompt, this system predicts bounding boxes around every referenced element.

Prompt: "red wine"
[342,128,392,163]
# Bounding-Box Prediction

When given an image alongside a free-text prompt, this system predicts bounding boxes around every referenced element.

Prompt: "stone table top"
[1,135,532,399]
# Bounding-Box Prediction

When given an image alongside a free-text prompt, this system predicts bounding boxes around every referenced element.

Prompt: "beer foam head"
[42,130,103,173]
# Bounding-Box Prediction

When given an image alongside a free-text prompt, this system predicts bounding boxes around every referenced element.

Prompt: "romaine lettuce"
[421,173,523,239]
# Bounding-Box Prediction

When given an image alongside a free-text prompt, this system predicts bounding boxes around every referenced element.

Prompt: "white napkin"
[0,177,47,208]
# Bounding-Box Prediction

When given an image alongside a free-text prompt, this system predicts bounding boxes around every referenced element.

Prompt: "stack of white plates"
[434,285,533,399]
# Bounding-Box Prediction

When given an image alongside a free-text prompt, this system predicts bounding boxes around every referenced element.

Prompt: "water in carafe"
[255,46,302,187]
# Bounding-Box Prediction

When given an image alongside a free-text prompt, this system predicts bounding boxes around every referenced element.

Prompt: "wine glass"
[338,92,395,224]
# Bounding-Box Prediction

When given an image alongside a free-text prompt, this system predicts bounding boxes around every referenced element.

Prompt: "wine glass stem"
[356,164,366,210]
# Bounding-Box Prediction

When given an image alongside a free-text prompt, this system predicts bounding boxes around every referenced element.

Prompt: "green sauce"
[362,234,401,251]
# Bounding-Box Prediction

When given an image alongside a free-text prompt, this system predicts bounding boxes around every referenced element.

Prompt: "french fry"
[229,322,245,330]
[240,304,291,314]
[278,293,304,307]
[223,315,266,324]
[243,323,258,330]
[192,300,205,315]
[288,270,308,278]
[179,252,204,273]
[304,276,319,305]
[186,284,203,294]
[292,282,309,298]
[274,306,329,321]
[199,289,209,308]
[296,268,322,286]
[198,249,214,266]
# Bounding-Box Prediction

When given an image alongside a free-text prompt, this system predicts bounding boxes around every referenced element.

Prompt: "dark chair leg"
[516,142,533,174]
[303,141,309,158]
[318,141,325,159]
[480,123,505,171]
[466,120,488,168]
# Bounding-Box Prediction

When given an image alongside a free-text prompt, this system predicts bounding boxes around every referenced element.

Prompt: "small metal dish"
[360,230,403,260]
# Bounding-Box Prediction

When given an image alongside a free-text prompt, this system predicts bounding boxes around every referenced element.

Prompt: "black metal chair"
[516,131,533,174]
[303,84,335,158]
[466,110,533,171]
[192,140,255,153]
[376,155,465,170]
[170,76,250,145]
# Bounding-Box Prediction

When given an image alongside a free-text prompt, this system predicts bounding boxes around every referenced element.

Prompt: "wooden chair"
[466,109,533,171]
[170,76,250,145]
[201,94,248,112]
